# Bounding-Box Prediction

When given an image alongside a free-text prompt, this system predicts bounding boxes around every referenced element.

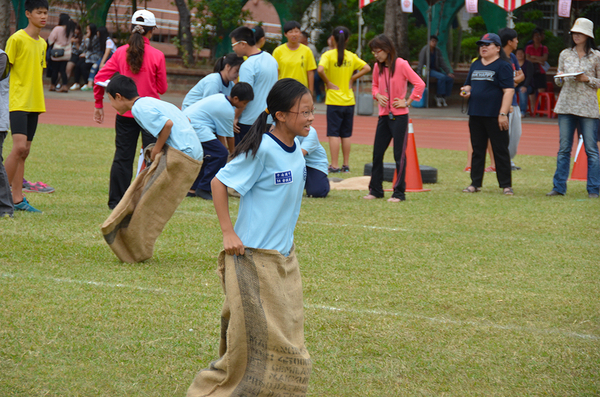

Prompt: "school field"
[1,109,599,395]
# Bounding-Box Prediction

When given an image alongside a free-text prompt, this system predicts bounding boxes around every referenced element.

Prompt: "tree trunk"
[173,0,195,67]
[0,0,10,50]
[384,0,409,61]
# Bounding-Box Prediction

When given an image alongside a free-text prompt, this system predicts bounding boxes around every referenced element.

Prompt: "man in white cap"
[93,9,169,209]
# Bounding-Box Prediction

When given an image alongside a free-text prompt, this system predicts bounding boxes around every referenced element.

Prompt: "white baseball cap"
[131,9,156,27]
[570,18,594,39]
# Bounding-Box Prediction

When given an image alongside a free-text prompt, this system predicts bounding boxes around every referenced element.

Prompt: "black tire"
[364,163,438,184]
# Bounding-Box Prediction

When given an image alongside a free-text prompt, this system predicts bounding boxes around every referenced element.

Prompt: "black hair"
[253,26,265,42]
[498,46,510,62]
[230,26,256,46]
[533,27,544,38]
[231,78,309,159]
[87,23,97,39]
[430,35,438,42]
[127,23,153,74]
[98,26,110,55]
[369,34,398,77]
[106,73,139,99]
[25,0,48,12]
[66,19,77,38]
[302,31,309,39]
[213,52,244,73]
[231,82,254,102]
[332,26,350,67]
[58,13,70,26]
[570,34,596,56]
[283,21,301,34]
[499,28,518,47]
[516,47,525,54]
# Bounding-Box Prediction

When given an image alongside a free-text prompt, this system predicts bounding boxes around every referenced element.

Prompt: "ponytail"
[127,24,152,74]
[213,52,244,73]
[332,26,350,67]
[231,78,310,159]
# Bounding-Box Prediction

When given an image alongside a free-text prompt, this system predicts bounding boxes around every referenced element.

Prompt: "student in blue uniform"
[229,26,278,145]
[106,74,202,162]
[211,78,312,256]
[183,82,254,200]
[181,53,243,110]
[297,126,329,198]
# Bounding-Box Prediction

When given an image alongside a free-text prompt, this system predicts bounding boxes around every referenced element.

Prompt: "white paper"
[95,80,110,87]
[555,72,583,78]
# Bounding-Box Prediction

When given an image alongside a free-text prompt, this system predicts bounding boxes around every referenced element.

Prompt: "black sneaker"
[328,165,341,173]
[195,189,213,201]
[341,165,350,173]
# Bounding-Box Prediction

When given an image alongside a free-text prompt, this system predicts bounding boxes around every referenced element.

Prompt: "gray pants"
[0,132,14,215]
[508,110,522,161]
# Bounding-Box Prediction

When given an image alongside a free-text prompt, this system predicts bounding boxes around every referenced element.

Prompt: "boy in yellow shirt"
[4,0,49,213]
[272,21,317,94]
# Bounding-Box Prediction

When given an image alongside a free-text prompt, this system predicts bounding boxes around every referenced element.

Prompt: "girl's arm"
[317,65,339,90]
[211,177,245,256]
[307,70,315,96]
[156,54,168,95]
[151,120,172,161]
[404,60,426,103]
[349,64,372,88]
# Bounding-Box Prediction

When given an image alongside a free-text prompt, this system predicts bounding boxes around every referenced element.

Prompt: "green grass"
[1,124,599,396]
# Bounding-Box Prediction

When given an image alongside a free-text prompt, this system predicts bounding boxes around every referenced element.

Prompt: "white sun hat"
[570,18,594,39]
[131,9,156,27]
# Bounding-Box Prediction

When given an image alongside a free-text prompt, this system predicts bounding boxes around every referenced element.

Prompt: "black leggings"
[468,116,512,188]
[73,58,92,85]
[51,60,68,86]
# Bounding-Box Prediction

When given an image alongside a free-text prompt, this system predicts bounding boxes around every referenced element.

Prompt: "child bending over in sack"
[186,78,313,397]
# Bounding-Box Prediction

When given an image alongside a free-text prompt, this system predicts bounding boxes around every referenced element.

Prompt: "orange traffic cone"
[387,119,431,192]
[569,135,587,181]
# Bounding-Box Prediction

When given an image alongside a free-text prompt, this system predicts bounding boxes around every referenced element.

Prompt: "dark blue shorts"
[326,105,354,138]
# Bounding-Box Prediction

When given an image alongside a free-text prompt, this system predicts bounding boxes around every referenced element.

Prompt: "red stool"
[534,92,555,118]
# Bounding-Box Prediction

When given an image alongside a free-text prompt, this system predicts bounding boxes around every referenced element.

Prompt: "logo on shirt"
[275,170,293,185]
[471,70,496,81]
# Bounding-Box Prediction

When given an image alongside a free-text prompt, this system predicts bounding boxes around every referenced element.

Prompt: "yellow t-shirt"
[273,43,317,88]
[319,49,367,106]
[5,29,47,113]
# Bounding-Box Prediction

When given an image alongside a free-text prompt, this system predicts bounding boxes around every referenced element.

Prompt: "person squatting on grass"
[363,34,425,203]
[460,33,514,196]
[93,9,167,210]
[183,82,254,200]
[317,26,371,174]
[230,26,278,146]
[4,0,49,213]
[297,126,330,198]
[181,52,244,111]
[0,49,14,218]
[187,79,313,396]
[547,18,600,199]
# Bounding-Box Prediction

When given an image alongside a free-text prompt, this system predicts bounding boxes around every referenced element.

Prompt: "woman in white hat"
[92,10,168,209]
[548,18,600,199]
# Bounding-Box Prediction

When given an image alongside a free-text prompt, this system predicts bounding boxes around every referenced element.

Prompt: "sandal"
[462,185,480,193]
[503,187,514,195]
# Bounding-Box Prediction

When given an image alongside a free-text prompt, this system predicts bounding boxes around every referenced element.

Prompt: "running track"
[40,97,561,157]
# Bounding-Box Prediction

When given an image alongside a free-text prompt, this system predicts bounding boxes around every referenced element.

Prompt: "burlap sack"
[101,145,202,263]
[187,247,311,397]
[329,176,371,191]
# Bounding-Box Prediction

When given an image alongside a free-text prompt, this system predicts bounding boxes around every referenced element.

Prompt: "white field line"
[2,272,598,342]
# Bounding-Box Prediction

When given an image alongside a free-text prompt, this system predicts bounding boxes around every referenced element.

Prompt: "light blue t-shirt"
[181,72,233,110]
[297,127,328,175]
[215,133,306,256]
[238,51,278,125]
[182,94,235,142]
[131,97,203,160]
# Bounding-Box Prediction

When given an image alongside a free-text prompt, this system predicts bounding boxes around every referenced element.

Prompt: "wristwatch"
[499,112,507,116]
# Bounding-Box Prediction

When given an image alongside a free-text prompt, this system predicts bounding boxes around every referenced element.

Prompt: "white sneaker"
[441,97,448,107]
[70,83,81,90]
[435,97,443,107]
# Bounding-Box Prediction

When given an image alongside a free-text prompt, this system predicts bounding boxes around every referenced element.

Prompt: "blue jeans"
[517,86,533,115]
[553,114,600,195]
[429,69,454,97]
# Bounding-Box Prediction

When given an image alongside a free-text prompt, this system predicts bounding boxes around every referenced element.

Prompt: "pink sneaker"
[23,179,55,193]
[484,166,496,173]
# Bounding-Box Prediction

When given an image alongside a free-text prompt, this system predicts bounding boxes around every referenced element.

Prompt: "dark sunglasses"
[479,42,493,47]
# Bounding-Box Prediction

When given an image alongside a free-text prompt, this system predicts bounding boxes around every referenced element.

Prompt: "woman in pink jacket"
[93,10,167,209]
[364,34,425,202]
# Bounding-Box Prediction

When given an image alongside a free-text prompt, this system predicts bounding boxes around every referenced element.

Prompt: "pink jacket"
[94,37,167,118]
[372,58,425,116]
